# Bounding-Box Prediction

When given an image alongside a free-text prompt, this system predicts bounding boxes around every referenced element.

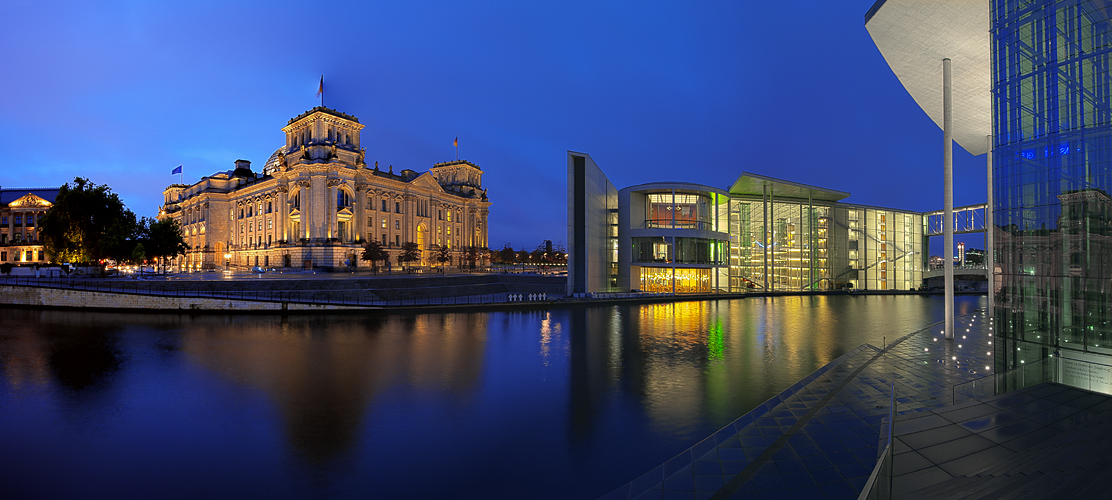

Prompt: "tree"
[463,245,482,269]
[497,244,515,264]
[434,244,451,268]
[361,240,387,271]
[398,241,420,270]
[143,217,188,266]
[129,242,147,265]
[530,246,546,263]
[39,178,139,264]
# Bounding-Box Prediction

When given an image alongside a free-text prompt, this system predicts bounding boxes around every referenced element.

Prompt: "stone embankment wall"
[0,285,365,311]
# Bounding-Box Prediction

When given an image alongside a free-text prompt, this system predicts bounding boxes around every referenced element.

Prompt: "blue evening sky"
[0,0,986,255]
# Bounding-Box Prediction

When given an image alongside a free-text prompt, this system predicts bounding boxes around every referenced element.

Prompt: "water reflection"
[178,313,488,463]
[1,311,124,392]
[0,295,983,499]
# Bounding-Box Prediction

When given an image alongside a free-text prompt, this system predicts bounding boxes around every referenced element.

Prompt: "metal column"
[944,58,955,340]
[763,183,769,291]
[986,135,995,311]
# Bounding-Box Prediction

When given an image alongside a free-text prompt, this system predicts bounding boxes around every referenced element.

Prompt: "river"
[0,294,984,499]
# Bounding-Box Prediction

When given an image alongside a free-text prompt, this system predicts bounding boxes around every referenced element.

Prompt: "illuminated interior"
[638,267,712,293]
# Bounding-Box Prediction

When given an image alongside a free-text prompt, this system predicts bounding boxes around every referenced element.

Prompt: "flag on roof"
[171,165,182,175]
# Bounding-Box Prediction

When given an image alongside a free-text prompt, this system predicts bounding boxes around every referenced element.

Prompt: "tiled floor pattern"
[891,382,1112,499]
[600,311,996,500]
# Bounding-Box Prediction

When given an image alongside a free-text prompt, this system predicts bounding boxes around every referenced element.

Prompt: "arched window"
[337,189,353,209]
[291,190,300,211]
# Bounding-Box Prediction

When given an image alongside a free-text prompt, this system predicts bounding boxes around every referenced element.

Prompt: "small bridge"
[923,204,987,236]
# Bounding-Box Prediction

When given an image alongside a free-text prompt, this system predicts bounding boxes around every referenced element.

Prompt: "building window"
[1,251,5,261]
[395,220,400,230]
[447,211,451,222]
[395,235,400,246]
[368,216,373,227]
[267,201,272,214]
[395,201,401,214]
[382,233,387,245]
[14,215,21,225]
[382,200,387,212]
[338,190,353,209]
[267,219,272,230]
[381,218,386,229]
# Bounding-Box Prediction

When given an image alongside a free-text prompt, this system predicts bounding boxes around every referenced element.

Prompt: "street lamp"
[224,253,231,270]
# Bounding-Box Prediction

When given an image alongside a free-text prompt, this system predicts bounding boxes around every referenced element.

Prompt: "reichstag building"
[161,107,491,271]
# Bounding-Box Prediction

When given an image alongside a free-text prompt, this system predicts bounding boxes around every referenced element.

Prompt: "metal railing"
[0,275,557,307]
[858,382,896,500]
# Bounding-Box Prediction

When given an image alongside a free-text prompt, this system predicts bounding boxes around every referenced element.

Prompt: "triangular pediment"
[8,193,52,208]
[410,172,445,192]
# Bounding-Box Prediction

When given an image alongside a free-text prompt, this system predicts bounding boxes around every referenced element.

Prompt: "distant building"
[0,188,57,265]
[568,152,925,295]
[160,107,491,271]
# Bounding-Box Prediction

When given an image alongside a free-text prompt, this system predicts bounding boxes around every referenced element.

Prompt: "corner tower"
[278,107,367,169]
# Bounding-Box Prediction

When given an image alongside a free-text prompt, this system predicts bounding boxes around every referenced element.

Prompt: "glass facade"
[993,0,1112,369]
[610,180,927,295]
[728,198,922,292]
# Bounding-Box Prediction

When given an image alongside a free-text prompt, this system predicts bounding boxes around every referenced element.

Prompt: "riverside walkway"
[602,311,996,499]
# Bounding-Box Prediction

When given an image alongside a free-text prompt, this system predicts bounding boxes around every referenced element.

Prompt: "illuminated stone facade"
[161,107,491,271]
[0,188,56,265]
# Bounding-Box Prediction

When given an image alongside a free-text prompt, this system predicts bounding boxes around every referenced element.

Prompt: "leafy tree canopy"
[39,177,138,264]
[398,241,420,266]
[361,240,387,268]
[141,217,188,261]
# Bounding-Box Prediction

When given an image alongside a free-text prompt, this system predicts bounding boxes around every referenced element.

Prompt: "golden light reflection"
[0,330,51,391]
[180,314,489,463]
[539,312,562,366]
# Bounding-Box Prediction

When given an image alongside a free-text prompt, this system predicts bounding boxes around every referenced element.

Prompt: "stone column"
[325,179,336,240]
[298,179,312,240]
[944,57,955,340]
[277,183,288,242]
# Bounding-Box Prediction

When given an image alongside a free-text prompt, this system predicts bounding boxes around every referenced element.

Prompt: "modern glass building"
[993,0,1112,368]
[568,152,926,295]
[618,183,731,293]
[867,0,1112,383]
[727,173,923,292]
